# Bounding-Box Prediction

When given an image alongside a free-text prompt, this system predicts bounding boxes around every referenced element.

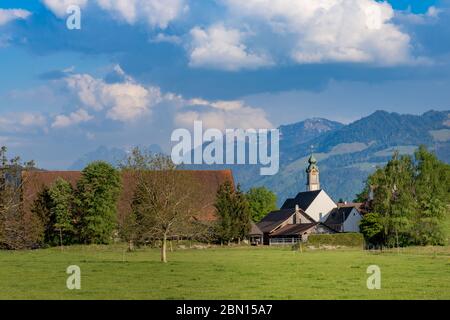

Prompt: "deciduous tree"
[75,161,121,244]
[246,187,277,222]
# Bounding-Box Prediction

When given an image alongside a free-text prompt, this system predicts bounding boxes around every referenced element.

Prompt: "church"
[251,155,363,245]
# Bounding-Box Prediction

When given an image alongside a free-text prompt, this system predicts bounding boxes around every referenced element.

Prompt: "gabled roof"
[270,223,317,236]
[249,222,263,236]
[257,209,296,233]
[325,207,356,226]
[337,202,367,214]
[281,190,323,210]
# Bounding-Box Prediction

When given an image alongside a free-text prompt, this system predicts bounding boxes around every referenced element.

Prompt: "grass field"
[0,245,449,300]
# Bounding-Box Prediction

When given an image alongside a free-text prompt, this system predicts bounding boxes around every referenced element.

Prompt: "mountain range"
[70,110,450,204]
[69,144,163,170]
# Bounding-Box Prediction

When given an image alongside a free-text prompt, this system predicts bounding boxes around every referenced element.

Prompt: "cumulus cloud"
[60,65,273,129]
[189,24,273,71]
[219,0,417,66]
[52,109,93,128]
[0,9,31,26]
[42,0,88,18]
[64,71,162,122]
[96,0,187,28]
[175,98,273,131]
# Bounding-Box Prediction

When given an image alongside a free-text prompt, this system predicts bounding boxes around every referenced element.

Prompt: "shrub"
[307,233,364,247]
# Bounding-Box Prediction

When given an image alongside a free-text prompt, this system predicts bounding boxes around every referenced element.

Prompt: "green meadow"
[0,245,449,300]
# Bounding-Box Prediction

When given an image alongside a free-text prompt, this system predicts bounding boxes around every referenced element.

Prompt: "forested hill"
[188,110,450,204]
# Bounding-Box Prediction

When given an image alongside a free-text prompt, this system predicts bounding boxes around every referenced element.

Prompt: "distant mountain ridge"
[69,110,450,204]
[187,110,450,204]
[69,144,163,170]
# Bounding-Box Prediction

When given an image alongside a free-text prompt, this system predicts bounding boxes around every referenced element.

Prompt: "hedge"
[307,233,364,247]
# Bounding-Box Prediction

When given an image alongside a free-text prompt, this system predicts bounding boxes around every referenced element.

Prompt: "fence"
[269,237,301,246]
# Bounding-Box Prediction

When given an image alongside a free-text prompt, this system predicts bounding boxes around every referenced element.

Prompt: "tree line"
[358,146,450,247]
[0,146,278,262]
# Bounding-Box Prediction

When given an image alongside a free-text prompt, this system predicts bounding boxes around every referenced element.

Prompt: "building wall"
[343,208,363,232]
[305,190,337,222]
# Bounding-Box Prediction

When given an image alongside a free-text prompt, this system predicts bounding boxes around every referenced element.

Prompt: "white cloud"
[189,24,273,71]
[52,109,93,128]
[62,67,272,128]
[176,98,273,130]
[150,33,182,45]
[0,9,31,26]
[42,0,88,18]
[96,0,187,29]
[104,83,161,121]
[64,72,162,122]
[220,0,417,66]
[0,113,47,132]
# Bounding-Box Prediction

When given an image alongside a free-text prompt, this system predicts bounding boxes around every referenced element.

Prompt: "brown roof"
[257,207,316,234]
[257,209,296,233]
[337,202,367,214]
[21,169,234,223]
[270,223,317,236]
[270,222,336,237]
[249,222,263,236]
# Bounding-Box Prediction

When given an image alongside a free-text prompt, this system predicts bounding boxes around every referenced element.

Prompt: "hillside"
[187,110,450,204]
[257,110,450,203]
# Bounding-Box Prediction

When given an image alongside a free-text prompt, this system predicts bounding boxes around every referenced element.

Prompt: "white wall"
[343,208,363,232]
[305,190,337,222]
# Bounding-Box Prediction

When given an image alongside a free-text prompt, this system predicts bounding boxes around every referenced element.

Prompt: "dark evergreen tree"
[233,185,252,243]
[214,180,234,244]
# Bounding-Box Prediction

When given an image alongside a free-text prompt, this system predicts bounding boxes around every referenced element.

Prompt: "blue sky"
[0,0,450,168]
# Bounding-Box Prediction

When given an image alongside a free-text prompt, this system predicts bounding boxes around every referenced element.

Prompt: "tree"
[0,146,42,249]
[127,148,203,263]
[48,179,75,247]
[359,146,449,247]
[32,187,53,245]
[246,187,277,222]
[214,182,252,244]
[75,161,121,244]
[359,213,384,245]
[232,185,252,244]
[214,180,235,245]
[33,179,76,247]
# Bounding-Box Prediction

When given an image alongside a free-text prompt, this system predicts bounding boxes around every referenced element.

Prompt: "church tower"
[306,154,320,191]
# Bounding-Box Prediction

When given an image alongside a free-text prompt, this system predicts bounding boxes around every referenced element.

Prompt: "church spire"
[306,153,320,191]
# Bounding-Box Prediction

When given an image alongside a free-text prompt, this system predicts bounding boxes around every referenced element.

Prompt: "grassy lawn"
[0,245,449,300]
